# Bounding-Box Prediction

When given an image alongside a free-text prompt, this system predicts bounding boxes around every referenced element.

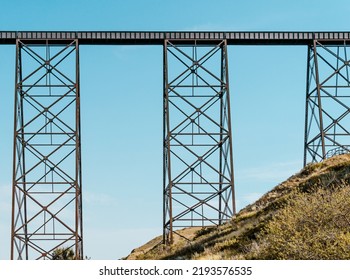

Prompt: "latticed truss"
[163,40,235,243]
[11,40,83,260]
[305,40,350,165]
[4,30,350,260]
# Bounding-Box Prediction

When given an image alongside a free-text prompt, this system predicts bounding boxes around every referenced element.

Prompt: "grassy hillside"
[125,154,350,260]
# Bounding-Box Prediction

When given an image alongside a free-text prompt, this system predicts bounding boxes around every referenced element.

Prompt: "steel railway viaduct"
[1,31,350,259]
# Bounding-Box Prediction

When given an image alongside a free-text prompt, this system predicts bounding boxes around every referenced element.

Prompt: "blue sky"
[0,0,350,260]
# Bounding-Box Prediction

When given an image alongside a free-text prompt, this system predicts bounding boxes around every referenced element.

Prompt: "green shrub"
[255,186,350,259]
[52,247,75,260]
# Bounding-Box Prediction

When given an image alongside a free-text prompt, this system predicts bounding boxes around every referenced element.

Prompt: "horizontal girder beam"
[1,31,350,45]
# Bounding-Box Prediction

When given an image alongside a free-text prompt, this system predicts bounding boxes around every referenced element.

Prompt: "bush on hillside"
[253,185,350,259]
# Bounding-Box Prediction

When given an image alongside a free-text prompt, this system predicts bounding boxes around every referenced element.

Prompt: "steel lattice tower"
[11,39,83,260]
[163,40,235,243]
[305,39,350,165]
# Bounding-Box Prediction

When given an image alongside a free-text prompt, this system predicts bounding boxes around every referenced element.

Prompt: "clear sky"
[0,0,350,260]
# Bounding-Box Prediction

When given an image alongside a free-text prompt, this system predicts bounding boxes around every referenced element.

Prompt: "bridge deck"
[1,31,350,45]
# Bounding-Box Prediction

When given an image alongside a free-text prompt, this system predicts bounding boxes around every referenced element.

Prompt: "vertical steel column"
[163,39,173,244]
[163,39,235,244]
[304,46,312,167]
[305,39,350,165]
[11,39,83,259]
[220,40,236,220]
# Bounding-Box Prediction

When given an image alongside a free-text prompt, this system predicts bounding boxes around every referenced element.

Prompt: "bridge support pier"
[305,39,350,165]
[163,40,235,244]
[11,39,83,259]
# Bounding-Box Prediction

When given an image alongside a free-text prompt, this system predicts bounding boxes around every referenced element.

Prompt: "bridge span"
[1,31,350,45]
[2,30,350,259]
